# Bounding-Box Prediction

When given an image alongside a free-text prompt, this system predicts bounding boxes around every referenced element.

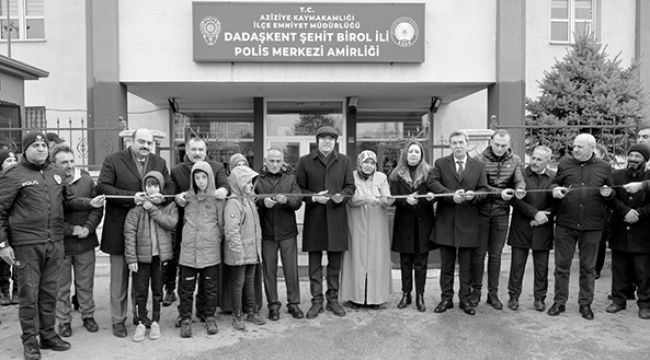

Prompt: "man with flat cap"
[295,126,355,319]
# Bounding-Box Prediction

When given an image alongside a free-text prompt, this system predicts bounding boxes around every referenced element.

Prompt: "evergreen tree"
[526,32,646,159]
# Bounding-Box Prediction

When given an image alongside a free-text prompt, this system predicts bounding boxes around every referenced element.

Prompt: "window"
[24,106,45,128]
[550,0,598,43]
[0,0,44,40]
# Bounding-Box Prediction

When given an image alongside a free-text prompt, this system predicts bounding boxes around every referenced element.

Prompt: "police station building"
[1,0,648,170]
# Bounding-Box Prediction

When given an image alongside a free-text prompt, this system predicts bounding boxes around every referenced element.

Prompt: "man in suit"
[97,128,174,337]
[506,145,555,312]
[428,130,488,315]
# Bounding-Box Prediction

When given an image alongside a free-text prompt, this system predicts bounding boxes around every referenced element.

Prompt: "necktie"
[456,160,464,177]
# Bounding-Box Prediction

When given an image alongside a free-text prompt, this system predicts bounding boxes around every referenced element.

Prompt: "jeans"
[507,247,549,300]
[262,238,300,307]
[308,251,343,304]
[178,265,218,320]
[132,256,164,323]
[553,226,600,305]
[56,249,96,323]
[472,211,510,295]
[231,264,257,314]
[399,252,429,294]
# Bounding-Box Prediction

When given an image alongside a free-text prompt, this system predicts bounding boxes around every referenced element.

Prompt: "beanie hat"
[0,150,13,165]
[628,144,650,162]
[315,126,339,140]
[229,153,249,170]
[22,132,47,151]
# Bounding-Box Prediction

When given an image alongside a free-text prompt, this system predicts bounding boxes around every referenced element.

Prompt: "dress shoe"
[507,296,519,311]
[306,303,324,319]
[579,304,594,320]
[547,303,565,316]
[268,307,280,321]
[486,293,503,310]
[23,341,41,360]
[287,304,305,319]
[345,301,361,309]
[415,293,426,312]
[397,292,412,309]
[605,302,626,313]
[58,322,72,338]
[639,307,650,319]
[40,336,71,351]
[82,317,99,333]
[533,299,546,312]
[469,293,480,308]
[326,300,346,317]
[433,300,453,313]
[162,290,177,307]
[459,302,476,316]
[112,322,127,338]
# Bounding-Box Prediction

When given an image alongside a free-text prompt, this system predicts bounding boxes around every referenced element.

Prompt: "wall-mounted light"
[430,96,443,113]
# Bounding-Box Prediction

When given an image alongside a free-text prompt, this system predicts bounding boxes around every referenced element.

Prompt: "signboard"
[193,2,425,63]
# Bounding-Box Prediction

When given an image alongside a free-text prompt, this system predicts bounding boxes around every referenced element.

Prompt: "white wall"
[525,0,637,99]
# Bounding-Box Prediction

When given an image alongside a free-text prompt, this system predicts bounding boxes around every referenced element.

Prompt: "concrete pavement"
[1,251,649,360]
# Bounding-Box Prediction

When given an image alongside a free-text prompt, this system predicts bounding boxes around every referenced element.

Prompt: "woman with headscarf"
[341,150,394,309]
[388,140,435,312]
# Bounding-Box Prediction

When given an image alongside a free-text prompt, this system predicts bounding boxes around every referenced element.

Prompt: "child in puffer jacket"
[124,171,178,342]
[224,165,265,330]
[176,161,224,338]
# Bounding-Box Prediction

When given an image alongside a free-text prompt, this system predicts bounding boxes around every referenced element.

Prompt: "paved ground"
[1,251,649,360]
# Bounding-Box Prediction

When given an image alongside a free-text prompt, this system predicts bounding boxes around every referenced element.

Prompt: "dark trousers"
[308,251,343,304]
[553,226,600,305]
[14,241,63,345]
[262,238,300,307]
[507,247,549,300]
[611,250,650,309]
[178,264,218,320]
[471,213,509,295]
[439,245,473,303]
[164,236,180,292]
[399,252,429,294]
[0,259,10,290]
[132,256,164,323]
[231,264,257,314]
[595,219,611,275]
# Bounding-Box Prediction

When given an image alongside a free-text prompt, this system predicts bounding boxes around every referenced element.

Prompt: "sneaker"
[180,319,192,338]
[82,317,99,333]
[232,312,246,331]
[23,340,41,360]
[132,323,146,342]
[205,316,218,335]
[246,312,266,326]
[112,322,127,338]
[149,321,161,340]
[162,291,176,307]
[58,322,72,338]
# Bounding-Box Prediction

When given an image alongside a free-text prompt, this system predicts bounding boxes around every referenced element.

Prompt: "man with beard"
[605,144,650,319]
[169,137,229,324]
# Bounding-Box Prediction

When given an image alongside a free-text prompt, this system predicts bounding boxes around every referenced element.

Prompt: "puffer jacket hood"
[142,171,165,192]
[190,161,216,195]
[229,166,259,196]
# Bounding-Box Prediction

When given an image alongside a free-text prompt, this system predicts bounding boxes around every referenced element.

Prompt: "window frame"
[0,0,45,42]
[549,0,599,44]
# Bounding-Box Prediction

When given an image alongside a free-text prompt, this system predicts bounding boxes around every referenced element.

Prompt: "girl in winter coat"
[224,165,265,330]
[176,161,223,338]
[124,171,178,342]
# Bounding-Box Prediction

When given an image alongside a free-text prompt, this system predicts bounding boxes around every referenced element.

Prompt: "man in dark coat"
[295,126,355,319]
[53,145,104,337]
[471,129,526,310]
[96,128,173,338]
[256,148,304,320]
[506,145,555,312]
[428,130,488,316]
[167,137,229,322]
[0,133,104,360]
[605,144,650,319]
[548,133,613,320]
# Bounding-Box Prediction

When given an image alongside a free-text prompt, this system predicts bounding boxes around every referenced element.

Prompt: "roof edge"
[0,54,48,80]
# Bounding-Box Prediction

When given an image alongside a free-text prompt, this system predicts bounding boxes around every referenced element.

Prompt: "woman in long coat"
[341,151,394,308]
[388,140,435,312]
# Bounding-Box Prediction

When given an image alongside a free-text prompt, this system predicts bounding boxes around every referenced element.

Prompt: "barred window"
[25,106,45,128]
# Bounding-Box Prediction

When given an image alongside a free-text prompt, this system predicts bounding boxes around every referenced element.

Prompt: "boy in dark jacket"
[125,171,178,342]
[53,145,104,338]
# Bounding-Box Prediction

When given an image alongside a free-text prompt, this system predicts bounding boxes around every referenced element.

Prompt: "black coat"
[96,149,173,255]
[427,155,488,248]
[507,167,555,250]
[295,149,355,252]
[389,173,435,253]
[551,155,612,231]
[608,169,650,254]
[63,170,103,255]
[255,166,302,242]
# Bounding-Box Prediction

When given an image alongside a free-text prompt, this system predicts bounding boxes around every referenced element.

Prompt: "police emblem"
[200,16,221,46]
[54,174,62,185]
[390,17,419,48]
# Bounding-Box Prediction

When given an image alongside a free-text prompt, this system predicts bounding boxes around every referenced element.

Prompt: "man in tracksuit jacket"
[0,133,104,360]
